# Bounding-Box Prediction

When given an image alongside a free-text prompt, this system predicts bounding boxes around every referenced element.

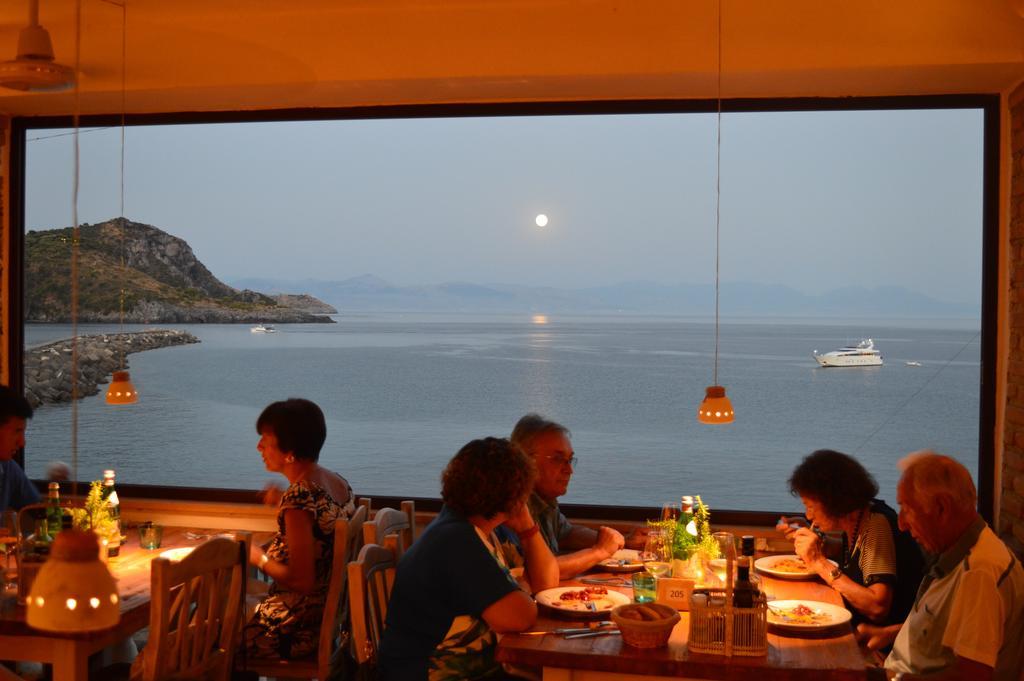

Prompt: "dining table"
[497,565,880,681]
[0,525,267,681]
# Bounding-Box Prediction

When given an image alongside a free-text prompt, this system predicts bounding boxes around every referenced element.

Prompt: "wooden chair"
[357,497,372,514]
[347,542,398,666]
[243,504,368,680]
[135,537,245,681]
[361,501,415,555]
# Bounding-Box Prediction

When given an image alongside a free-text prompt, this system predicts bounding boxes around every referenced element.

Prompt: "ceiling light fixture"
[697,0,734,425]
[0,0,74,92]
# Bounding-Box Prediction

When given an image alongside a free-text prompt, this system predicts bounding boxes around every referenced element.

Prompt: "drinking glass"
[661,502,681,523]
[631,572,656,603]
[705,531,736,588]
[139,522,163,550]
[641,529,672,578]
[0,511,17,597]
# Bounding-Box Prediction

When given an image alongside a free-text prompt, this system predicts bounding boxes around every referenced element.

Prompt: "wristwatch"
[827,565,843,584]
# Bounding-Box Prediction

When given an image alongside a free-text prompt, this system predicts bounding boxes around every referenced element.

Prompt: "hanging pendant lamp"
[105,2,138,406]
[697,0,734,425]
[106,369,138,404]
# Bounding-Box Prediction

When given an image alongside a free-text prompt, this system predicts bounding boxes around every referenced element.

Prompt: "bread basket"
[611,602,681,648]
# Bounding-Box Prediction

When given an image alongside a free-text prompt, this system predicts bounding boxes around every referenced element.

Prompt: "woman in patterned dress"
[244,398,356,659]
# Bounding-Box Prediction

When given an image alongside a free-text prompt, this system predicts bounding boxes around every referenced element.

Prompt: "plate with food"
[536,586,631,618]
[766,600,851,632]
[754,554,834,580]
[597,549,644,573]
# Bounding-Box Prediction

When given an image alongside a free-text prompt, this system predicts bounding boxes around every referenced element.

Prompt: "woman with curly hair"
[379,437,559,680]
[778,449,923,626]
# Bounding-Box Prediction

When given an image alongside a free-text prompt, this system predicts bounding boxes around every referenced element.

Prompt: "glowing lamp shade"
[105,370,138,404]
[27,529,120,632]
[697,385,734,424]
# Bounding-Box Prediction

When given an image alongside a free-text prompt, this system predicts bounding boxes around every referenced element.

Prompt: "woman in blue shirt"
[380,437,559,680]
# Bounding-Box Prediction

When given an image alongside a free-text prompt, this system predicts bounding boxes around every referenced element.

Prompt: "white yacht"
[812,339,883,367]
[250,324,276,333]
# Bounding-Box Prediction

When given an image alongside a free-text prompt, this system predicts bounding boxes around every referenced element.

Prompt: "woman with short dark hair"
[780,449,923,626]
[379,437,559,680]
[244,398,355,660]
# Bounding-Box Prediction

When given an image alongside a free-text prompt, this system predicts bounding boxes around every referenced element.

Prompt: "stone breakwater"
[24,330,199,408]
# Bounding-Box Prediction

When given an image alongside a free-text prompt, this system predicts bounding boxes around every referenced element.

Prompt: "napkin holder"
[687,589,767,657]
[687,553,767,657]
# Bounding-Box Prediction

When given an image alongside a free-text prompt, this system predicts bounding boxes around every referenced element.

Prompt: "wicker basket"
[611,603,681,648]
[687,590,767,657]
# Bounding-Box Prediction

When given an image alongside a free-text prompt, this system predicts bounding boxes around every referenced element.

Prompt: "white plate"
[766,600,852,631]
[755,554,834,580]
[597,550,645,573]
[158,547,194,562]
[535,586,630,617]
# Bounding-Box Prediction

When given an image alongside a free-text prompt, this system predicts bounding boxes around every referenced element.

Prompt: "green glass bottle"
[44,481,62,542]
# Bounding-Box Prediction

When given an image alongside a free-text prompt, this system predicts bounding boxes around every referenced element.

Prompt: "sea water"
[23,314,980,513]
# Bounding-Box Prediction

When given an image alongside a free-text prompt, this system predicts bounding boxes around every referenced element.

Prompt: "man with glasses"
[511,413,624,578]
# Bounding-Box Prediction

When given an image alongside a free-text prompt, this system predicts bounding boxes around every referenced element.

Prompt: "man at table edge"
[0,385,39,513]
[510,413,624,579]
[857,451,1024,681]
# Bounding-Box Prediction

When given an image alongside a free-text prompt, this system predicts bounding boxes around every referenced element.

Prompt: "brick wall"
[1004,86,1024,559]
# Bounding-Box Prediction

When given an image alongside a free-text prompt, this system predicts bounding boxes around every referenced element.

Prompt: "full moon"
[535,214,549,227]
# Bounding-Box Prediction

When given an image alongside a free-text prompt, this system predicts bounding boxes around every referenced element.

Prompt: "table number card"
[656,577,694,611]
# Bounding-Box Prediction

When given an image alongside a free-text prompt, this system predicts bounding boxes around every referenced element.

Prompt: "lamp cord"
[713,0,722,385]
[118,0,127,368]
[71,0,81,497]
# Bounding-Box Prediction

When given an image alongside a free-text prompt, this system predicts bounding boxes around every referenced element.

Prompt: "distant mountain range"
[26,219,336,323]
[230,274,980,319]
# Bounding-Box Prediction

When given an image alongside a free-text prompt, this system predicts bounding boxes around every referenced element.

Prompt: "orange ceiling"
[0,0,1023,117]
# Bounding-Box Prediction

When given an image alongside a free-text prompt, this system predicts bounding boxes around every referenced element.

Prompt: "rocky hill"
[26,218,336,323]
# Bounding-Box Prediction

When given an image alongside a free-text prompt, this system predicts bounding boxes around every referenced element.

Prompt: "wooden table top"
[496,572,873,681]
[0,526,265,639]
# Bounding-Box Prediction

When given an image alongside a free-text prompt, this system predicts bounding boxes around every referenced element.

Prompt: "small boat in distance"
[812,339,883,367]
[250,324,276,333]
[905,361,922,367]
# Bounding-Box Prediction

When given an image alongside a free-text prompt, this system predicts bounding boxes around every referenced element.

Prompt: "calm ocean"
[23,314,980,513]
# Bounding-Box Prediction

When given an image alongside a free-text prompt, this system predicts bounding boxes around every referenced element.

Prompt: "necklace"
[844,507,868,567]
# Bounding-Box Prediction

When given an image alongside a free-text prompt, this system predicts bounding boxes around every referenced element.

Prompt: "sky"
[24,108,984,305]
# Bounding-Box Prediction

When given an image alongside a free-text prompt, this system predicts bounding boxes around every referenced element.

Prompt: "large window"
[16,101,991,514]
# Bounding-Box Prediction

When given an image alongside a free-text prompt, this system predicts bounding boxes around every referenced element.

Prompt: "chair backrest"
[347,542,397,665]
[357,497,372,514]
[362,501,415,554]
[314,504,368,677]
[142,537,245,681]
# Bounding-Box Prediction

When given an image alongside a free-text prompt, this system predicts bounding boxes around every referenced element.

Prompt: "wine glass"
[661,501,681,523]
[705,531,736,588]
[641,529,672,578]
[0,510,18,597]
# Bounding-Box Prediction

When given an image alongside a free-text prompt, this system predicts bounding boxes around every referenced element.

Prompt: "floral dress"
[245,476,355,659]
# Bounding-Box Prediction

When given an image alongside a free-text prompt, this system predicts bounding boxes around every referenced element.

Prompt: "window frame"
[7,94,1000,526]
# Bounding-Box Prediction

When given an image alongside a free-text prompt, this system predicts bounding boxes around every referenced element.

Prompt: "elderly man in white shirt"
[856,451,1024,681]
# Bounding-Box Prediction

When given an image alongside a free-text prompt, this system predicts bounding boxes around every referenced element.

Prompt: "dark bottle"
[733,556,758,608]
[741,535,761,590]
